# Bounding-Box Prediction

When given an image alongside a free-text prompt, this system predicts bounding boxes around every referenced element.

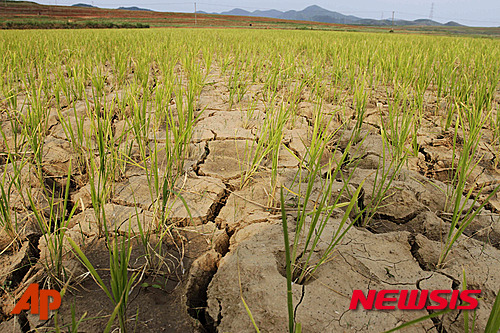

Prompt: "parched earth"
[0,68,499,333]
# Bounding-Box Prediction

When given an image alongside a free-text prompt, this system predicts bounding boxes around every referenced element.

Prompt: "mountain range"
[71,4,463,27]
[72,4,152,11]
[207,5,463,27]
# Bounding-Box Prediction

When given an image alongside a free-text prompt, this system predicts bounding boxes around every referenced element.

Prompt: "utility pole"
[194,2,197,25]
[391,11,395,28]
[429,3,434,20]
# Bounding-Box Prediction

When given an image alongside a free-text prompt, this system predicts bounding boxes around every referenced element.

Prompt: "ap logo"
[11,283,62,320]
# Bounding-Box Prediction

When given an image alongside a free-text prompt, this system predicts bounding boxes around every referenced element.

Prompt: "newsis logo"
[11,284,62,320]
[350,289,481,310]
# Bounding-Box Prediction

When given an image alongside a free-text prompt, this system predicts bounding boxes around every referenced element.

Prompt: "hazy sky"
[34,1,500,27]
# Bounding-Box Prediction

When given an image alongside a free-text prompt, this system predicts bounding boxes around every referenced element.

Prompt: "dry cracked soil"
[0,68,500,333]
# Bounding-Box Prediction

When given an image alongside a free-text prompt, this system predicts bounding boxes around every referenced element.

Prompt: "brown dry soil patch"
[1,66,500,333]
[48,237,195,333]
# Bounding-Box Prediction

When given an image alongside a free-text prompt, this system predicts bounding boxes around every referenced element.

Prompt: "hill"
[118,6,152,12]
[220,5,463,27]
[72,3,97,8]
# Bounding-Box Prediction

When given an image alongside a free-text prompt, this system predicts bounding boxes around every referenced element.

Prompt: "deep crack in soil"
[185,181,232,332]
[409,233,432,271]
[185,250,222,333]
[193,141,211,176]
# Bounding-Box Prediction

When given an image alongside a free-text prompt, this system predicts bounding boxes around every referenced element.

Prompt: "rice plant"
[283,108,363,284]
[68,226,140,333]
[438,103,500,267]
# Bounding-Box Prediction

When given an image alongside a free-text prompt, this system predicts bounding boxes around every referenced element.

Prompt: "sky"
[33,1,500,27]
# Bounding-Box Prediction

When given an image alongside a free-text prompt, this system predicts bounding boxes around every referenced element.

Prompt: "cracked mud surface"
[1,32,500,332]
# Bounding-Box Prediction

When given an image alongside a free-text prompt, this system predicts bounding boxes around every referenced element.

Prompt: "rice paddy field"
[0,28,500,332]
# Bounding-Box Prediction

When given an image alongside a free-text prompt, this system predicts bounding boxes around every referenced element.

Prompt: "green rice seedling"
[85,96,116,237]
[27,160,78,285]
[113,49,130,88]
[144,136,164,213]
[21,76,49,181]
[126,87,154,161]
[445,67,473,131]
[438,104,500,267]
[172,82,198,151]
[432,61,447,110]
[283,107,364,284]
[412,54,432,113]
[108,234,140,332]
[134,203,162,272]
[492,105,500,168]
[56,103,87,173]
[470,72,497,115]
[141,129,192,230]
[280,159,362,329]
[280,187,295,333]
[485,288,500,333]
[285,79,308,129]
[68,225,140,333]
[91,69,107,105]
[219,53,232,77]
[128,90,153,160]
[239,98,289,191]
[237,254,262,333]
[267,102,291,205]
[1,75,18,111]
[69,66,87,101]
[0,107,24,157]
[356,135,408,228]
[178,48,206,110]
[0,121,30,243]
[276,190,304,333]
[241,99,258,130]
[445,106,482,214]
[127,84,197,271]
[55,70,76,108]
[352,76,368,144]
[0,178,16,241]
[381,83,416,163]
[0,164,20,243]
[86,162,111,238]
[202,46,213,82]
[461,269,479,333]
[262,62,281,102]
[49,271,92,333]
[228,63,249,108]
[410,101,422,158]
[53,303,88,333]
[157,81,203,201]
[153,74,174,127]
[289,159,363,284]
